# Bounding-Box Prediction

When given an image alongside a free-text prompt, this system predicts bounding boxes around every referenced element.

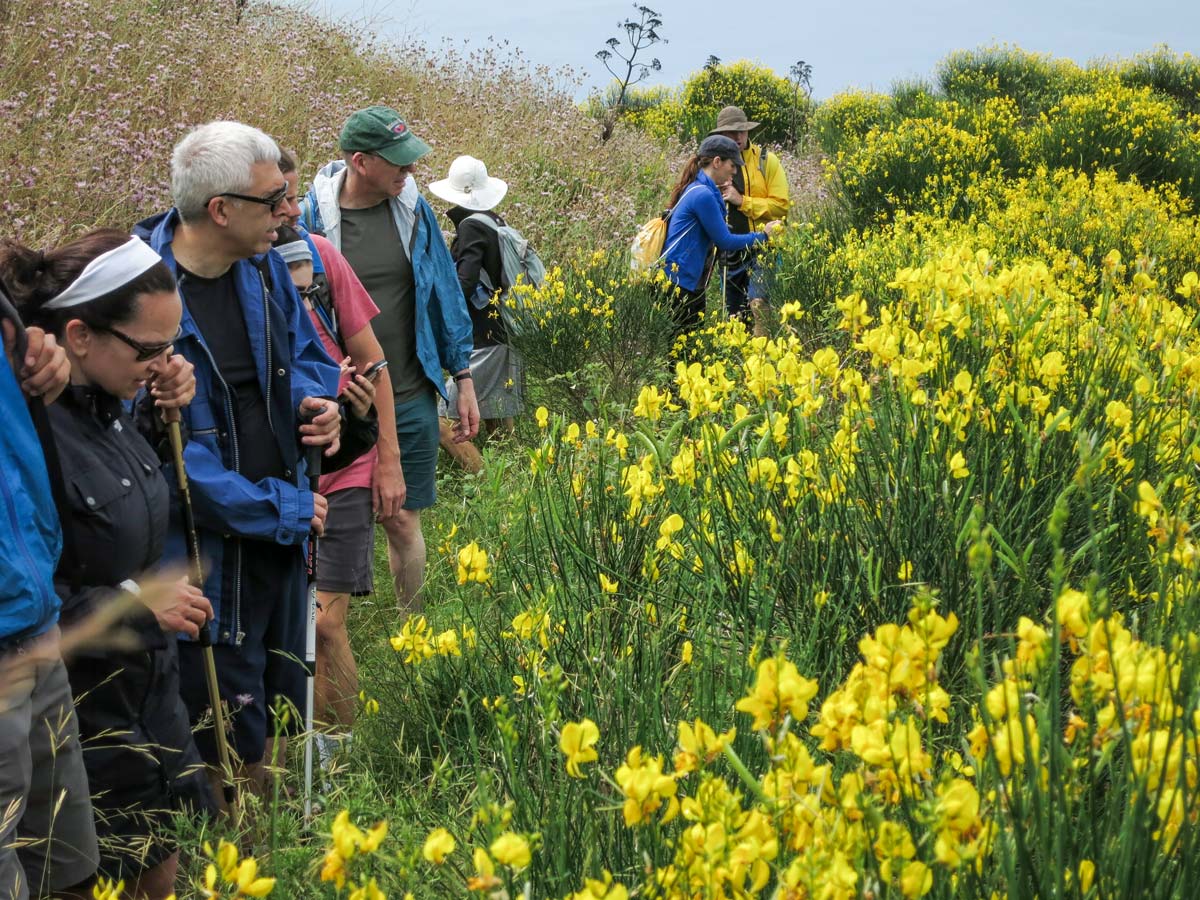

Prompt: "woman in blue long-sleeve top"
[661,134,782,340]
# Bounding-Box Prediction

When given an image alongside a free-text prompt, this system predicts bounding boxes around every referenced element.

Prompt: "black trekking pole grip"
[301,403,326,491]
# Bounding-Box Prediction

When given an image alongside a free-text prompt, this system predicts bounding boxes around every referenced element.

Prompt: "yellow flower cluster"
[560,718,600,777]
[466,832,534,892]
[813,89,897,154]
[320,810,388,893]
[456,540,492,585]
[602,593,1197,899]
[1035,83,1197,193]
[833,115,999,224]
[506,262,618,337]
[199,840,275,899]
[503,219,1200,893]
[389,615,476,666]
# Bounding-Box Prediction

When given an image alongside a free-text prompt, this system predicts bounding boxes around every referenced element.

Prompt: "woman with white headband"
[0,229,216,899]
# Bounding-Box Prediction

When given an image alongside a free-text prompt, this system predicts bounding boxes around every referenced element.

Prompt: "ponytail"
[667,154,717,209]
[0,229,175,336]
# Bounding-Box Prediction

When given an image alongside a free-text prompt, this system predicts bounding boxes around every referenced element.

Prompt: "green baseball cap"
[339,105,432,166]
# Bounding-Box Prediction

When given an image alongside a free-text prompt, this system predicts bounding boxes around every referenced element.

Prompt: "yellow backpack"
[629,184,704,274]
[629,214,670,273]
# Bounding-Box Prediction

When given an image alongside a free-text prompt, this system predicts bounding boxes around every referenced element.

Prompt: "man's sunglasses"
[96,324,182,361]
[209,183,289,213]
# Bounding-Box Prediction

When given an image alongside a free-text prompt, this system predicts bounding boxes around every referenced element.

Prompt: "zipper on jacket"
[259,271,275,438]
[183,321,245,647]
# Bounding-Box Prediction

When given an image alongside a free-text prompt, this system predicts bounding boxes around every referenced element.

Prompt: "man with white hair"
[134,121,341,792]
[301,105,478,615]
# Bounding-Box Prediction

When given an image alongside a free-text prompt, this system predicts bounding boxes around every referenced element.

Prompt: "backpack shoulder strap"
[669,181,707,213]
[308,273,340,350]
[752,143,768,180]
[464,212,500,231]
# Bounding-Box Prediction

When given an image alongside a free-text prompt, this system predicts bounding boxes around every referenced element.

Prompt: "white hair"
[171,121,281,223]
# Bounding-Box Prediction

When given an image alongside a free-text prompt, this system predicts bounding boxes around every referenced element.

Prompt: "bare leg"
[314,590,357,730]
[749,297,768,338]
[381,509,426,615]
[124,851,179,900]
[437,417,483,473]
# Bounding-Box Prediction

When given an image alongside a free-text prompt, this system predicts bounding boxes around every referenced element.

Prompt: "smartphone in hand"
[361,359,388,383]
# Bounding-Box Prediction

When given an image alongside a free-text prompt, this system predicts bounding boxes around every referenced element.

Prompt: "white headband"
[274,240,312,266]
[42,237,165,311]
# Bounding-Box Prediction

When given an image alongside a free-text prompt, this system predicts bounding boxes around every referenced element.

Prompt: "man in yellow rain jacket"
[708,106,790,321]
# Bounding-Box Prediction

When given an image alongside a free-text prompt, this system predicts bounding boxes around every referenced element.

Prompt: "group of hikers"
[0,101,788,899]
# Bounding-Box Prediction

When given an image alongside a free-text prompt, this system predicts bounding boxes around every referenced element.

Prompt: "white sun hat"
[428,155,508,211]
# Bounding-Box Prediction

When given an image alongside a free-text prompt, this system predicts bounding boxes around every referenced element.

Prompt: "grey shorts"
[0,627,99,900]
[316,487,375,596]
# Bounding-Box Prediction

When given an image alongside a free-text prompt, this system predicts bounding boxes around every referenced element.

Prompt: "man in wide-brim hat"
[707,105,790,324]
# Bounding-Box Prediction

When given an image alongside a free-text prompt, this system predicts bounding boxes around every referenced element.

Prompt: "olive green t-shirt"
[339,201,429,403]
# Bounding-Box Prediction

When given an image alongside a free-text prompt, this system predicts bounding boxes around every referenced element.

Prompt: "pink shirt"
[307,233,381,495]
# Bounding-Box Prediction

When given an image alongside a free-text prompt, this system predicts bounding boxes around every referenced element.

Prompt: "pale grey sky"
[292,0,1200,98]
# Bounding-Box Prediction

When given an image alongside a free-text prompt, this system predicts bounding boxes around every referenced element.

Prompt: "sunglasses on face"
[96,324,182,361]
[209,183,290,214]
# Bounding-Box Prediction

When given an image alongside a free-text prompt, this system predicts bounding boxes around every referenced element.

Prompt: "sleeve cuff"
[276,486,314,545]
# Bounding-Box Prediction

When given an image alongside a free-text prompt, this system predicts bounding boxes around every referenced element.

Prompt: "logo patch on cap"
[387,119,408,136]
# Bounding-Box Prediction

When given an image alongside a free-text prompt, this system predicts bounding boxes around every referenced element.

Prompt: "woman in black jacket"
[429,155,524,436]
[0,229,216,899]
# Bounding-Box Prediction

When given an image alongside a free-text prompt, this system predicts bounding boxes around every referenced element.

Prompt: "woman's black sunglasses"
[97,324,182,361]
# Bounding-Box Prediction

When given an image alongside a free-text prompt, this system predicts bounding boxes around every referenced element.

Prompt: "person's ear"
[63,318,91,358]
[205,195,232,227]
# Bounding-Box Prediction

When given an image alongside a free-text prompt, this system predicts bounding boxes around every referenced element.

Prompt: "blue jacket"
[134,210,340,647]
[301,161,472,399]
[0,331,62,643]
[662,170,764,292]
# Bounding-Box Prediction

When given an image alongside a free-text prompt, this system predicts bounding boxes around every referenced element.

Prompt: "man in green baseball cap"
[300,106,478,620]
[338,105,432,166]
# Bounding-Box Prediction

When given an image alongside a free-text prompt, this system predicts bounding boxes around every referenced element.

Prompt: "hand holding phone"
[362,359,388,383]
[341,371,377,419]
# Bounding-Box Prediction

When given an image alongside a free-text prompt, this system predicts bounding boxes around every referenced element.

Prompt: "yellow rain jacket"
[735,143,790,229]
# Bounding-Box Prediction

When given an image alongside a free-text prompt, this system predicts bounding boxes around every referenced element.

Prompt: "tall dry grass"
[0,0,673,258]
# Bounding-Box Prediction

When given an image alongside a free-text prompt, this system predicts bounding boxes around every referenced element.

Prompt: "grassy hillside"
[0,0,672,255]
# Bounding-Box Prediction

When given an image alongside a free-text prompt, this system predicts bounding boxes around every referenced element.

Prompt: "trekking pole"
[722,256,728,318]
[162,405,236,807]
[302,412,323,823]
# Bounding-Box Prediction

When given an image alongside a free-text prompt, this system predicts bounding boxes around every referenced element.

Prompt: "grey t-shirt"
[339,201,429,403]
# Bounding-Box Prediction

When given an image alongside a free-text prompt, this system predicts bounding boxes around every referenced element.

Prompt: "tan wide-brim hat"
[428,155,508,211]
[709,105,761,134]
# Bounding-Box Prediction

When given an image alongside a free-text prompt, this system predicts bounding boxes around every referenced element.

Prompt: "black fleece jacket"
[446,206,507,347]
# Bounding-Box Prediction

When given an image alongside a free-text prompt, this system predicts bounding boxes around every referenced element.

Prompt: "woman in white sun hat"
[427,155,523,437]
